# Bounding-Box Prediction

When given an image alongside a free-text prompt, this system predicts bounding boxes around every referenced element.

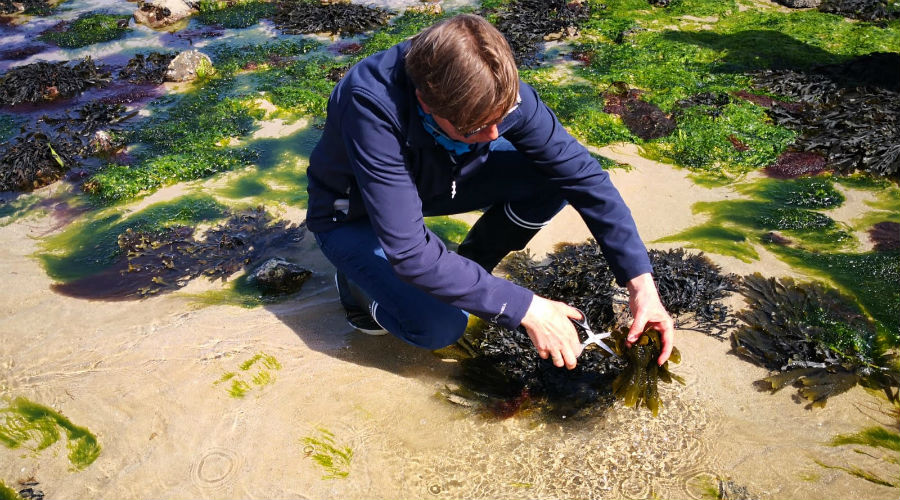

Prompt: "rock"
[248,258,312,295]
[164,50,213,82]
[773,0,821,8]
[133,0,197,29]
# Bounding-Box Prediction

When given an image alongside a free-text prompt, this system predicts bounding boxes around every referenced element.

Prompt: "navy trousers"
[313,138,568,349]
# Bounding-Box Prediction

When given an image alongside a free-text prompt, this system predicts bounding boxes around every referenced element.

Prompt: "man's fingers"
[657,319,675,365]
[563,303,584,320]
[627,314,647,345]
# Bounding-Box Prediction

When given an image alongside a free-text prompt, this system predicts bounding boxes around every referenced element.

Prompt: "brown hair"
[405,14,519,135]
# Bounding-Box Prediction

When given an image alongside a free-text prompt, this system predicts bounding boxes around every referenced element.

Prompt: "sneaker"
[334,272,388,336]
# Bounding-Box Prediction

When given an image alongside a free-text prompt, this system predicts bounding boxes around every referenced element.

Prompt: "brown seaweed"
[0,57,111,107]
[868,221,899,253]
[0,132,71,191]
[0,0,51,15]
[648,248,739,338]
[764,151,828,178]
[603,85,676,140]
[0,101,136,191]
[119,52,176,84]
[442,242,700,418]
[53,208,307,299]
[752,53,900,178]
[272,0,391,36]
[611,328,684,416]
[484,0,590,65]
[818,0,900,21]
[732,273,898,407]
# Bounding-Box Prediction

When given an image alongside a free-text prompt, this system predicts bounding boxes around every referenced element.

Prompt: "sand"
[1,141,896,499]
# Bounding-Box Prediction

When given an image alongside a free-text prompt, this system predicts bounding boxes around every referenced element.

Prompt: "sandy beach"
[1,139,896,499]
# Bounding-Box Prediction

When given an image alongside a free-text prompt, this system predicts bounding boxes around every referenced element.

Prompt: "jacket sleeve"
[503,82,653,285]
[340,89,535,329]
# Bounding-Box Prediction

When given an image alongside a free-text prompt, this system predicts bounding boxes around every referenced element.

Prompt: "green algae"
[196,0,276,28]
[213,123,319,207]
[647,101,795,173]
[425,216,470,247]
[302,427,352,479]
[520,68,634,146]
[832,427,900,452]
[557,1,900,175]
[658,226,758,262]
[0,481,22,500]
[0,195,41,227]
[657,195,853,259]
[37,13,132,49]
[771,246,900,345]
[813,459,897,488]
[38,195,226,282]
[0,397,100,470]
[355,11,447,59]
[255,56,343,118]
[211,39,322,75]
[215,352,281,398]
[86,77,264,203]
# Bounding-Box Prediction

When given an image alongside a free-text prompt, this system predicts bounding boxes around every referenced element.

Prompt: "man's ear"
[415,89,432,114]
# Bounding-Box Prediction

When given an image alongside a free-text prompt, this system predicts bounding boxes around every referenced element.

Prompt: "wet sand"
[1,147,896,499]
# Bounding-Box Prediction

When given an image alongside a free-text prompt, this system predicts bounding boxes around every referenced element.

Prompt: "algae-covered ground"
[1,0,899,497]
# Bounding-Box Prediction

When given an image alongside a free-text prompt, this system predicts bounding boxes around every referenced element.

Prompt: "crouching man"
[305,14,674,368]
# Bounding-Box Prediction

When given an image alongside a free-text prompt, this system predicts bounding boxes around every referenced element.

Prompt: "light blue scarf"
[416,104,474,156]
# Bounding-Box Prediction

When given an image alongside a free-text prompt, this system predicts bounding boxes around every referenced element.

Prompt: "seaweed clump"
[752,53,900,178]
[485,0,590,65]
[118,52,176,84]
[603,85,676,140]
[37,13,132,49]
[818,0,900,21]
[868,221,899,252]
[196,0,276,28]
[732,274,899,407]
[648,248,739,338]
[0,58,111,107]
[272,0,391,36]
[0,0,51,15]
[0,102,136,191]
[52,208,307,299]
[443,241,683,419]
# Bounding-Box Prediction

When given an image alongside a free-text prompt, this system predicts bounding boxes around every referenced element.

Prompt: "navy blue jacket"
[307,41,652,330]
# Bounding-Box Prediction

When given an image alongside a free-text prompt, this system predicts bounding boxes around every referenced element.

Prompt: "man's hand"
[626,273,675,365]
[520,295,584,369]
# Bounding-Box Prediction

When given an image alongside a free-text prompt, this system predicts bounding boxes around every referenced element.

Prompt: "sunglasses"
[453,102,520,138]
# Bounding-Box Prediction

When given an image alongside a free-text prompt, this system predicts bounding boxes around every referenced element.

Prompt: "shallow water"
[1,0,899,498]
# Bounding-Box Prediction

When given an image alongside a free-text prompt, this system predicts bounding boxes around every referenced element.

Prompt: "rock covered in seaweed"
[0,132,70,191]
[119,52,177,84]
[732,273,899,407]
[133,0,198,28]
[272,0,392,36]
[248,257,312,294]
[165,50,214,82]
[0,0,51,15]
[484,0,589,65]
[0,58,110,107]
[818,0,900,21]
[774,0,822,8]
